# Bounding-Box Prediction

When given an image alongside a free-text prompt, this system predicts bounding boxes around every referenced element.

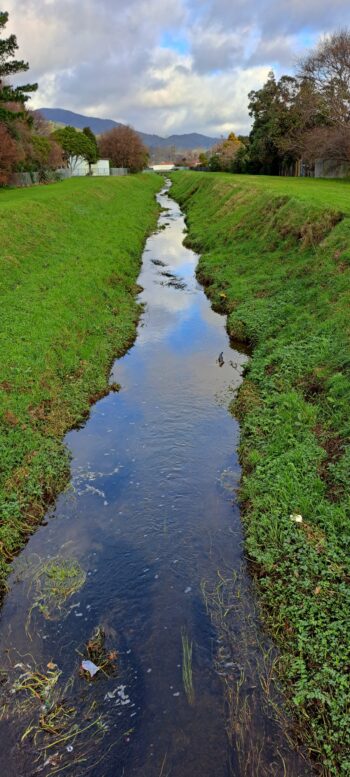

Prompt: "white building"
[149,163,175,172]
[69,156,110,176]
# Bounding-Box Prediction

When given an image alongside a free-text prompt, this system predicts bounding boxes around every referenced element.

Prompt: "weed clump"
[29,555,86,622]
[79,626,118,679]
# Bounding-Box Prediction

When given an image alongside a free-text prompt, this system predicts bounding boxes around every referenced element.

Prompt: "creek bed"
[0,183,313,776]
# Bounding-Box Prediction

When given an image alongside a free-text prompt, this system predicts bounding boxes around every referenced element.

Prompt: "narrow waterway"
[0,183,313,776]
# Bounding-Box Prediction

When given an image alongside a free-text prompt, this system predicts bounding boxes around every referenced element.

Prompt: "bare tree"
[98,125,148,172]
[296,30,350,162]
[299,29,350,127]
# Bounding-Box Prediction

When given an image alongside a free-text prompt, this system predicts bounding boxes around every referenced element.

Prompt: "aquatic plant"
[181,629,195,705]
[29,555,86,623]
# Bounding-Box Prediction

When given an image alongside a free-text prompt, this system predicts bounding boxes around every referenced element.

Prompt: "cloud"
[4,0,350,136]
[190,28,245,74]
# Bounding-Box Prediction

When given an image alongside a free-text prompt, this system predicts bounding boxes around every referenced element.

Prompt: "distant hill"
[39,108,219,151]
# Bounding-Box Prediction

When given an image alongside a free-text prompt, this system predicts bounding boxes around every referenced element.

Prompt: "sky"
[5,0,350,138]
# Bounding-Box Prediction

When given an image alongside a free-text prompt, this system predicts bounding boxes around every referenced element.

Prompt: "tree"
[83,126,98,167]
[247,71,324,174]
[208,132,242,172]
[0,11,37,124]
[299,30,350,127]
[52,126,97,171]
[297,29,350,162]
[98,125,148,172]
[198,152,208,167]
[248,72,295,174]
[30,135,63,173]
[0,122,23,183]
[231,138,250,173]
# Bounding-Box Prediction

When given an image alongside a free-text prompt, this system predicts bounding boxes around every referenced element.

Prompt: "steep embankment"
[0,174,161,592]
[170,172,350,776]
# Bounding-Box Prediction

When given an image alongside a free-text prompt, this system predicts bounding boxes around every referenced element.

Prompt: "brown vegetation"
[0,123,23,183]
[98,125,148,172]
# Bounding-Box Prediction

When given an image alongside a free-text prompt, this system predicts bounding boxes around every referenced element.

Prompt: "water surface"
[0,183,313,776]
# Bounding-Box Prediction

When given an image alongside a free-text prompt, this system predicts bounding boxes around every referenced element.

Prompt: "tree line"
[2,9,350,183]
[0,11,148,185]
[202,29,350,175]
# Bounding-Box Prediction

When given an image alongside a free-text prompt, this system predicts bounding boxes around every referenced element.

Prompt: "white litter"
[290,513,303,524]
[81,659,100,677]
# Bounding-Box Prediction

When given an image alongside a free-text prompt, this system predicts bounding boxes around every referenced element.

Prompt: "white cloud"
[4,0,350,136]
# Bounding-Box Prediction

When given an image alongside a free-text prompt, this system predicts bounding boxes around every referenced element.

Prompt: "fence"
[7,165,128,188]
[10,172,39,186]
[110,167,128,176]
[56,168,72,180]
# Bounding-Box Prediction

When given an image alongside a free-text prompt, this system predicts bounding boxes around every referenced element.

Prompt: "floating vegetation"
[11,663,61,714]
[13,663,110,776]
[29,555,86,623]
[167,278,187,290]
[79,626,118,680]
[1,624,128,777]
[151,258,167,266]
[161,271,177,279]
[201,568,311,777]
[181,629,195,706]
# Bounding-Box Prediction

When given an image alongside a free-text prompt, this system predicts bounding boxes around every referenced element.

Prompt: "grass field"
[0,174,161,593]
[170,171,350,776]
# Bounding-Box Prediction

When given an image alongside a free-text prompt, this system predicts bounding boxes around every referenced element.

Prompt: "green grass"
[0,174,161,592]
[170,171,350,776]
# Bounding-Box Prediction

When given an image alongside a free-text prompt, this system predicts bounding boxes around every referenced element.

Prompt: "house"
[69,156,110,176]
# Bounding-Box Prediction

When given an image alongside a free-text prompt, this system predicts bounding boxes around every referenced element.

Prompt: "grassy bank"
[0,174,161,592]
[170,172,350,775]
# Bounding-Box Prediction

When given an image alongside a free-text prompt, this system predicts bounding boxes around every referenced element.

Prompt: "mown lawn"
[170,171,350,776]
[0,174,161,592]
[216,171,350,211]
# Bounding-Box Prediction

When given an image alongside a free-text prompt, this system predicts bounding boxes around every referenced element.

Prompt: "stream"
[0,182,313,776]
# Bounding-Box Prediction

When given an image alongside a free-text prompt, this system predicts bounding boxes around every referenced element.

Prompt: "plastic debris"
[290,513,303,523]
[81,659,100,677]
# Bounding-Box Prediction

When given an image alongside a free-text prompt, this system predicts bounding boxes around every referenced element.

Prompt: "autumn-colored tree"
[209,132,242,172]
[0,122,23,183]
[98,125,148,172]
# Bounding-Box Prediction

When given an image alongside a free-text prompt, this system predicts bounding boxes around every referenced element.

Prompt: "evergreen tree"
[83,126,98,159]
[0,11,37,123]
[53,125,97,171]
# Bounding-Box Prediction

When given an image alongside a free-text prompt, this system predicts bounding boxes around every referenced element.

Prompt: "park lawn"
[170,171,350,776]
[0,174,161,591]
[212,171,350,211]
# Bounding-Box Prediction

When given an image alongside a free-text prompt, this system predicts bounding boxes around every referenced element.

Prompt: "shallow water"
[0,184,313,776]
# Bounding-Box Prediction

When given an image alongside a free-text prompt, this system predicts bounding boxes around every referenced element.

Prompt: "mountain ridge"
[38,108,219,150]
